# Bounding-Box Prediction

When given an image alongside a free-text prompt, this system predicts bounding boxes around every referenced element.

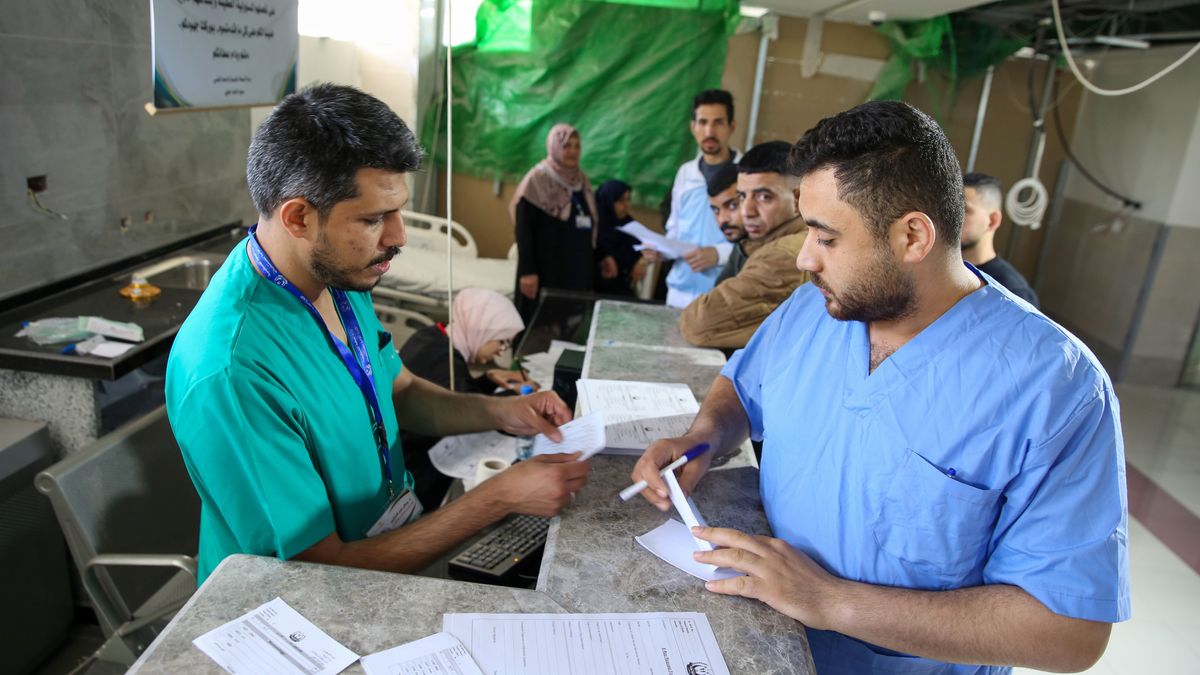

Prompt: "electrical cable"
[1049,72,1143,209]
[1051,0,1200,96]
[27,189,70,220]
[1005,177,1049,230]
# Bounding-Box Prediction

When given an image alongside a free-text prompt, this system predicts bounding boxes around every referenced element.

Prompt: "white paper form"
[530,412,606,460]
[192,597,359,675]
[575,380,699,452]
[662,469,713,551]
[360,632,483,675]
[442,612,731,675]
[635,518,744,582]
[429,431,519,480]
[618,221,698,260]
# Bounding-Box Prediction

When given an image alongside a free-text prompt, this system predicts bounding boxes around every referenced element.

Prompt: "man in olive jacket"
[680,141,809,348]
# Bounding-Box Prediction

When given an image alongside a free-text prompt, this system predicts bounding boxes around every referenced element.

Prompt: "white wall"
[1065,44,1200,227]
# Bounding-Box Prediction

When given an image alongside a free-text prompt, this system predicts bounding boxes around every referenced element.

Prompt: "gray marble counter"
[583,300,729,401]
[536,455,814,675]
[541,299,814,674]
[129,554,565,674]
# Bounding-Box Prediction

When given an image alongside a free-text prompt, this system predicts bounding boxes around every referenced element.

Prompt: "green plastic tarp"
[423,0,741,205]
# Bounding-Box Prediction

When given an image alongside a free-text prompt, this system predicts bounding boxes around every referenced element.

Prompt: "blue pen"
[617,443,711,502]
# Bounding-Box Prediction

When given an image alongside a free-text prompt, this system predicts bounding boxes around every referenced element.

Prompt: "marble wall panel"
[0,2,254,297]
[0,0,110,43]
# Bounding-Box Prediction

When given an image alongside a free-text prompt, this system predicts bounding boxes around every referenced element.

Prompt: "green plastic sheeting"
[422,0,740,206]
[869,15,1026,118]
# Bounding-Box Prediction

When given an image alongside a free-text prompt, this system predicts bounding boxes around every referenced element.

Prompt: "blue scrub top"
[722,269,1130,675]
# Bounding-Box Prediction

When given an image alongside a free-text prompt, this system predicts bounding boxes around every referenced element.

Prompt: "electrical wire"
[1049,71,1143,209]
[445,0,456,392]
[1005,177,1049,229]
[27,189,70,220]
[1051,0,1200,96]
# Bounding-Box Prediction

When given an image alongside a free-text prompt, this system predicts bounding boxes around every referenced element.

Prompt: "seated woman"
[398,288,536,507]
[510,123,598,323]
[594,179,648,297]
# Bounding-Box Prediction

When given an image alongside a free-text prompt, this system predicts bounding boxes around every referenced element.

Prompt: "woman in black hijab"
[594,180,646,297]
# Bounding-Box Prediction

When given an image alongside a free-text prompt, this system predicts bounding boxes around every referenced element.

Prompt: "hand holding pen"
[624,440,713,512]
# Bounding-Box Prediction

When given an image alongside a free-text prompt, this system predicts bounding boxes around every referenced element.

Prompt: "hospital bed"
[373,211,516,321]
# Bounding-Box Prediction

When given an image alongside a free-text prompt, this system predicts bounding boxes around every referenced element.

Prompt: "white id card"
[365,489,423,537]
[575,214,592,229]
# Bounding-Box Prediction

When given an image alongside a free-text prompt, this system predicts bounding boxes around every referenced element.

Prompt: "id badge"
[575,214,592,230]
[365,489,423,537]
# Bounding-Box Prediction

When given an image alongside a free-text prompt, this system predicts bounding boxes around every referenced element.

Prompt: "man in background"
[961,173,1039,307]
[706,162,748,286]
[647,89,741,308]
[679,141,808,348]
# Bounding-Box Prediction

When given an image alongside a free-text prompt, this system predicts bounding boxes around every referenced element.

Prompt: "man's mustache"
[369,246,402,266]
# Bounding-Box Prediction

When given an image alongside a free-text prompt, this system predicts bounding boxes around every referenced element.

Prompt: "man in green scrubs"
[167,84,590,583]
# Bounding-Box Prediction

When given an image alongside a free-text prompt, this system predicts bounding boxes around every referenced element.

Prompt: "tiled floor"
[1015,384,1200,675]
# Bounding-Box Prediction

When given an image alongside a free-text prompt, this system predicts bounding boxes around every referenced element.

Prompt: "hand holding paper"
[531,412,606,460]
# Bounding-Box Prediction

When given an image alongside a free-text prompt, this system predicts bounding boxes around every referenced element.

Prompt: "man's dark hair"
[737,141,792,176]
[963,172,1003,208]
[788,101,964,247]
[692,89,734,122]
[706,162,738,197]
[247,83,423,219]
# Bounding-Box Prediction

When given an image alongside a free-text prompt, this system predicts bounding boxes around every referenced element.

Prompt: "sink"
[131,253,228,291]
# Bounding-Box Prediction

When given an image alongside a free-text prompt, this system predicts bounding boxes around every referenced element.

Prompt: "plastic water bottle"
[516,383,536,460]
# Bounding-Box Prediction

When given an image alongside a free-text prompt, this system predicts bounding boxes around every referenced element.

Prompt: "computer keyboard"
[448,514,550,586]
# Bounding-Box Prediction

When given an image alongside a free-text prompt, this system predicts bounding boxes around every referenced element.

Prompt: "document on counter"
[635,471,744,581]
[360,632,483,675]
[618,221,697,259]
[531,412,606,460]
[429,431,518,480]
[443,612,731,675]
[575,379,699,452]
[192,597,358,675]
[635,519,744,582]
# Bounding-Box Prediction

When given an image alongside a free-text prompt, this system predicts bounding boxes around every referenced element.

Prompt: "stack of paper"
[195,600,733,675]
[634,470,744,582]
[428,431,519,480]
[575,379,699,454]
[443,612,731,675]
[193,598,360,674]
[618,221,698,260]
[531,412,607,460]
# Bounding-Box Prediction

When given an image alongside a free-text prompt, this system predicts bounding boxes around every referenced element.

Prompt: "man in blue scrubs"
[168,84,589,582]
[633,101,1128,674]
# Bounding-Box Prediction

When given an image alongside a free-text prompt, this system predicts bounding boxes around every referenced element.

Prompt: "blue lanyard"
[245,227,395,497]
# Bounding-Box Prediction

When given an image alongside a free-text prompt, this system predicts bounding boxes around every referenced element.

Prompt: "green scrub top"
[166,238,407,583]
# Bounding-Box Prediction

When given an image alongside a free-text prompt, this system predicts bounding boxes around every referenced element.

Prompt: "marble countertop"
[129,555,565,674]
[583,300,729,400]
[541,299,815,674]
[536,455,814,675]
[131,298,813,674]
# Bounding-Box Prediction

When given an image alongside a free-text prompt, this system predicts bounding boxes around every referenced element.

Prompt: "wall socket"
[27,175,48,193]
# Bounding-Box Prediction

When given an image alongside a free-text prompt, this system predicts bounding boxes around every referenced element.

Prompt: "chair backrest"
[375,304,436,349]
[401,210,479,258]
[35,406,199,635]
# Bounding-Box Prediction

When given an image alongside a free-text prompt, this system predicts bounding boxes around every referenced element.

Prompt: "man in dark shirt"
[707,163,748,285]
[962,173,1039,307]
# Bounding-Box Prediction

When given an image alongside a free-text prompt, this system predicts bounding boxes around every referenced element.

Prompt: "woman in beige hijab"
[510,123,598,322]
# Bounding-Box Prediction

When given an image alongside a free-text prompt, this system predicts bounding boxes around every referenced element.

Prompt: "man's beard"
[812,245,917,323]
[310,236,401,292]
